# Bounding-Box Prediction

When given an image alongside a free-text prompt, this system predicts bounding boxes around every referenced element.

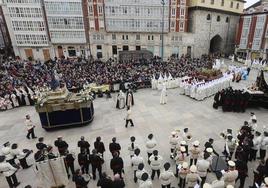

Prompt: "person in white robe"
[11,92,19,107]
[151,74,157,90]
[4,94,13,110]
[116,90,126,109]
[160,83,167,105]
[231,55,234,63]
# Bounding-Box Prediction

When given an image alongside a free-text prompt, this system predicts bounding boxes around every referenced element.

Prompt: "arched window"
[226,17,229,23]
[236,3,239,9]
[207,14,211,20]
[217,15,220,22]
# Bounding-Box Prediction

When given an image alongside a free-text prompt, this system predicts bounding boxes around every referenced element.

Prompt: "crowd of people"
[213,87,251,112]
[0,112,267,188]
[0,55,214,111]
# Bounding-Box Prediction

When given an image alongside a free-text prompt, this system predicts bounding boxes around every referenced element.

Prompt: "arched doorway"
[209,35,223,54]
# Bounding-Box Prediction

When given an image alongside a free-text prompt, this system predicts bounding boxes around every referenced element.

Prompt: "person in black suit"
[89,149,104,180]
[77,136,90,154]
[94,137,105,158]
[54,136,69,156]
[110,152,124,178]
[109,137,121,157]
[36,137,47,151]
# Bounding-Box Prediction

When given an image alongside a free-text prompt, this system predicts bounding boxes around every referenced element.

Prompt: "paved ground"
[0,60,267,188]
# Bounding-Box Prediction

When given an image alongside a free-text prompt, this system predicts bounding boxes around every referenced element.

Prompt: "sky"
[245,0,259,8]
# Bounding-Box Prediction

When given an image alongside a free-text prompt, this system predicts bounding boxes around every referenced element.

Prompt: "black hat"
[164,162,170,170]
[250,112,254,115]
[134,148,140,155]
[130,136,135,142]
[0,155,6,162]
[138,163,144,170]
[141,173,149,181]
[184,128,188,132]
[153,150,158,156]
[148,134,153,139]
[3,142,10,147]
[215,171,222,179]
[255,131,261,136]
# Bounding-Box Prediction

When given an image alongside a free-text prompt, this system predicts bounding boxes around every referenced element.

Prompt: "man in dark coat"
[94,137,105,157]
[204,138,219,156]
[36,137,47,151]
[110,152,124,178]
[54,136,69,156]
[235,155,248,188]
[78,149,89,174]
[109,137,121,156]
[89,149,104,180]
[97,172,113,188]
[77,136,90,154]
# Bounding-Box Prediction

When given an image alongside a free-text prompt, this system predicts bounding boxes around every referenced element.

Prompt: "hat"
[182,162,188,168]
[180,146,186,152]
[226,185,234,188]
[190,165,197,173]
[228,160,235,167]
[3,142,10,147]
[164,162,170,170]
[203,183,212,188]
[193,140,200,146]
[171,131,177,135]
[206,148,213,153]
[1,147,10,155]
[180,140,186,145]
[264,177,268,185]
[0,155,5,162]
[57,135,62,138]
[250,112,254,115]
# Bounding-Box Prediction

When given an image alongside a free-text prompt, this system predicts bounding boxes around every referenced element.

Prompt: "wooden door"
[24,49,33,59]
[43,49,50,61]
[58,47,63,58]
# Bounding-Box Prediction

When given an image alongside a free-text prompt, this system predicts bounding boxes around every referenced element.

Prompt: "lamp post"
[161,0,165,61]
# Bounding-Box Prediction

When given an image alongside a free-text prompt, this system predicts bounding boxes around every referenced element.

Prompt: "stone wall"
[189,9,239,57]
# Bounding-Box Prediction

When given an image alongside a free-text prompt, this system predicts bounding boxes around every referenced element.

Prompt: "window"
[207,14,211,20]
[126,35,128,40]
[172,8,176,16]
[89,6,93,13]
[217,16,220,22]
[136,46,141,50]
[171,21,175,28]
[180,9,185,16]
[112,34,116,40]
[97,45,102,50]
[201,0,205,3]
[112,45,117,55]
[152,36,154,40]
[148,35,150,40]
[230,1,233,8]
[122,35,124,40]
[211,0,214,5]
[221,0,224,6]
[179,22,184,31]
[236,3,239,9]
[98,6,103,14]
[226,17,229,23]
[136,34,140,40]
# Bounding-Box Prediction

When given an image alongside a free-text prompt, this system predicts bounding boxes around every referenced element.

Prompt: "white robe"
[11,93,19,107]
[160,86,167,104]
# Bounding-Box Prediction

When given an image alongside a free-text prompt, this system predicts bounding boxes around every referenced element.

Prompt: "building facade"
[44,0,90,59]
[0,0,245,61]
[1,0,51,60]
[235,0,268,59]
[188,0,244,56]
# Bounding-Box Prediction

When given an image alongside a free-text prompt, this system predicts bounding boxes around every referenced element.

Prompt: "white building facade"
[1,0,52,60]
[44,0,90,59]
[89,0,192,60]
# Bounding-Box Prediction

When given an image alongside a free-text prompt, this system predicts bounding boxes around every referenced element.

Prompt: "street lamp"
[161,0,165,61]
